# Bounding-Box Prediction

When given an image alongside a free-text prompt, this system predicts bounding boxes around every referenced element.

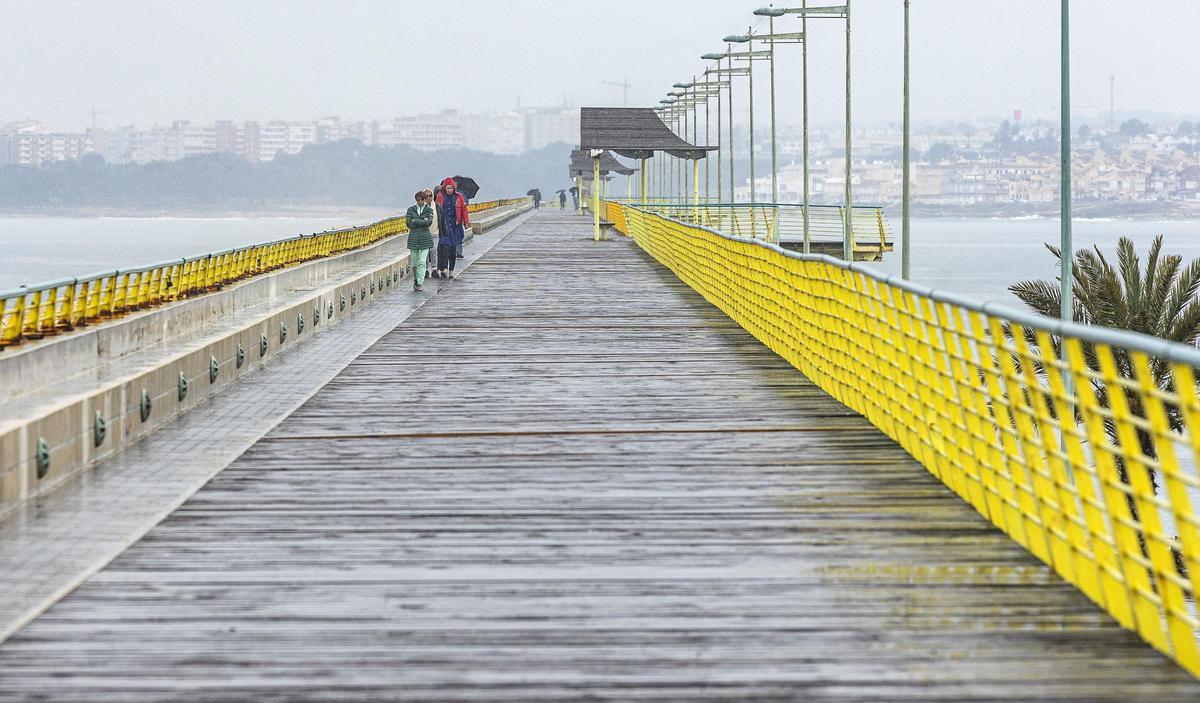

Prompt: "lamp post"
[902,0,910,278]
[751,11,805,206]
[1061,0,1072,325]
[752,9,806,234]
[688,76,723,205]
[702,51,735,202]
[724,33,770,205]
[658,101,674,202]
[752,3,849,257]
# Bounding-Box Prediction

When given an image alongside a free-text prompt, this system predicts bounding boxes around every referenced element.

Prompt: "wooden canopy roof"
[579,107,715,160]
[569,149,637,180]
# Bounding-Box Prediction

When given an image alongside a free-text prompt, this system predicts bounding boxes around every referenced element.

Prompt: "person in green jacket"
[406,190,435,291]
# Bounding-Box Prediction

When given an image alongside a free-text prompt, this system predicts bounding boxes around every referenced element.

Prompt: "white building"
[523,106,579,151]
[464,111,524,154]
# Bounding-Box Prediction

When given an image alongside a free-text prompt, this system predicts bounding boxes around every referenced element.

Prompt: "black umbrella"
[526,188,542,198]
[568,186,579,195]
[451,175,480,200]
[556,189,568,194]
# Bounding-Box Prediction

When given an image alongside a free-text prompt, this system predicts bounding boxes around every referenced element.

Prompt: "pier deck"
[1,210,1197,701]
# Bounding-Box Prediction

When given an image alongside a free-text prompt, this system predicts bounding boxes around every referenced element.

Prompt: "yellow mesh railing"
[468,197,527,214]
[612,200,1200,677]
[0,197,528,349]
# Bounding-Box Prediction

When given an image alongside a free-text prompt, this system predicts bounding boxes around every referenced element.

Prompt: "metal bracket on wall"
[178,371,189,401]
[209,355,219,384]
[35,438,50,479]
[236,342,246,369]
[93,411,106,448]
[140,389,152,422]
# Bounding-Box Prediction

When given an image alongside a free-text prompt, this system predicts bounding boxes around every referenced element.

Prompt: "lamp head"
[724,34,751,43]
[753,7,787,16]
[673,82,694,89]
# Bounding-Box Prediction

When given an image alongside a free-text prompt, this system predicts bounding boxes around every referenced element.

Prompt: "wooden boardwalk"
[1,210,1199,701]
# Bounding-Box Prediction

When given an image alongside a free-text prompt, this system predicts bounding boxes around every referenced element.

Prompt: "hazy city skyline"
[5,1,1200,132]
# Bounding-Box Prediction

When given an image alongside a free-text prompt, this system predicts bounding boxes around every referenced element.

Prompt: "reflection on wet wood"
[0,211,1197,701]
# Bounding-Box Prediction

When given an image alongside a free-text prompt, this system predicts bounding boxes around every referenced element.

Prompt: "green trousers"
[410,247,431,286]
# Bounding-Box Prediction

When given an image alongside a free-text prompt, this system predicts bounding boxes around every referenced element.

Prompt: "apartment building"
[0,122,93,166]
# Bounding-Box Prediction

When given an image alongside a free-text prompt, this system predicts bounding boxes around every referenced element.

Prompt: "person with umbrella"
[527,188,542,210]
[558,189,567,210]
[450,175,479,258]
[568,186,579,211]
[434,177,469,279]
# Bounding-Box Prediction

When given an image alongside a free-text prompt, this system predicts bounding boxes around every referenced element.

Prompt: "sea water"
[873,217,1200,306]
[0,215,378,291]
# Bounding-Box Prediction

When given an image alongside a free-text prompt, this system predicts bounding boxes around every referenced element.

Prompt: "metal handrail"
[630,201,891,248]
[0,197,528,348]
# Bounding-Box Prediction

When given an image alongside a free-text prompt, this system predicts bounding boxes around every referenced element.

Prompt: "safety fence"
[604,200,892,251]
[608,200,1200,678]
[0,197,525,349]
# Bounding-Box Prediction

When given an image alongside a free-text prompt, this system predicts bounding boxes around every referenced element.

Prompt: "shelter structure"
[569,149,637,220]
[578,107,715,240]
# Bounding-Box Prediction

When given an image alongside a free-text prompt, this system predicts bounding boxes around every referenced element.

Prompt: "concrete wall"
[0,201,530,518]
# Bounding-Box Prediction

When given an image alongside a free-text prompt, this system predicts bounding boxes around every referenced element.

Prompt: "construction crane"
[602,77,632,107]
[89,107,109,130]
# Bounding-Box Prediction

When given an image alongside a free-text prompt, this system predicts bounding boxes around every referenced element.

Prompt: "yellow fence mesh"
[0,197,527,348]
[613,201,1200,677]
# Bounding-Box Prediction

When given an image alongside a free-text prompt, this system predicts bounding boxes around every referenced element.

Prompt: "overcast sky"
[4,0,1199,131]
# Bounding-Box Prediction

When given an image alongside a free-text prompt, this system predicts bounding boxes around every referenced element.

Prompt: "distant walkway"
[1,210,1197,701]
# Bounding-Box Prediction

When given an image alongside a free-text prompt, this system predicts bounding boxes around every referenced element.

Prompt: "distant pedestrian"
[558,191,567,210]
[435,177,470,279]
[532,190,541,210]
[406,190,434,291]
[570,186,579,210]
[424,188,438,275]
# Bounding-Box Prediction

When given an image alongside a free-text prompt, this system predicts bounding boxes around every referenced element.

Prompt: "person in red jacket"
[434,178,470,279]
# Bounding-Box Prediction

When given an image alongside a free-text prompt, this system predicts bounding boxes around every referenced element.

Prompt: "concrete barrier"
[0,201,531,517]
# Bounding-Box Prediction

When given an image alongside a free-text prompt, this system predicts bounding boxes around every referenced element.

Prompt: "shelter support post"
[593,156,601,241]
[640,158,647,206]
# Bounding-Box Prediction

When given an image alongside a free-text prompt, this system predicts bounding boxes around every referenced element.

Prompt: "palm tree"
[1009,235,1200,454]
[1010,236,1200,574]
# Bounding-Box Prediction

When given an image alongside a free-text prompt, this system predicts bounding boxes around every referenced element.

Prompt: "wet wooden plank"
[0,210,1198,701]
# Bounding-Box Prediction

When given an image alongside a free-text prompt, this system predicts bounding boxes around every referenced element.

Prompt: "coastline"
[901,201,1200,221]
[3,201,1197,223]
[0,205,399,221]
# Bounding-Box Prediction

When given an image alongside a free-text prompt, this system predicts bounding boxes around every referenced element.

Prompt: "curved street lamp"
[703,50,743,202]
[702,52,728,203]
[723,32,764,205]
[752,3,851,259]
[751,7,804,210]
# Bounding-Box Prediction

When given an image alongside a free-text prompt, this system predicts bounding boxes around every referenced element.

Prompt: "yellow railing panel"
[0,197,528,349]
[613,200,1200,678]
